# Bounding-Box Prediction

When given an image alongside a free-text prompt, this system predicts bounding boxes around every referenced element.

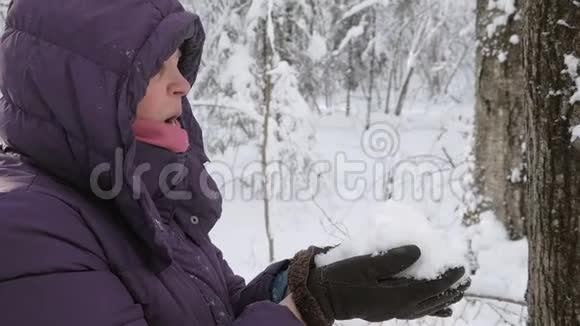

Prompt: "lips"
[165,116,180,126]
[132,118,190,153]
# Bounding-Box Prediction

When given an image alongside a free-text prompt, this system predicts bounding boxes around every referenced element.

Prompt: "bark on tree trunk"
[474,0,527,240]
[524,0,580,324]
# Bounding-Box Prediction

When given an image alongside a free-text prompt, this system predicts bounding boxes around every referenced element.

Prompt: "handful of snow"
[315,201,469,281]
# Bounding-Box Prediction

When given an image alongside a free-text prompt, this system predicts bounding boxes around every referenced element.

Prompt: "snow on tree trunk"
[523,0,580,324]
[474,0,526,240]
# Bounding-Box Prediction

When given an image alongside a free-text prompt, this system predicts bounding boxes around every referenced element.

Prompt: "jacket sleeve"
[0,191,148,326]
[232,301,304,326]
[212,244,303,325]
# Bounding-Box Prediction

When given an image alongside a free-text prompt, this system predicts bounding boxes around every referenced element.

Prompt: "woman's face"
[136,50,191,125]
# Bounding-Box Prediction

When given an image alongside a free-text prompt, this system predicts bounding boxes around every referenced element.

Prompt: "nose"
[170,72,191,97]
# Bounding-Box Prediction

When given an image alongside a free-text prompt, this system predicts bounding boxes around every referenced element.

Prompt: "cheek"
[136,87,164,121]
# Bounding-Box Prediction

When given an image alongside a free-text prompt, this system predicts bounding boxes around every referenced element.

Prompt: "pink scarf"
[131,119,190,153]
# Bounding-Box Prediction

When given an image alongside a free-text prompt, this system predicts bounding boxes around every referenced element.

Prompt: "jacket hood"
[0,0,222,270]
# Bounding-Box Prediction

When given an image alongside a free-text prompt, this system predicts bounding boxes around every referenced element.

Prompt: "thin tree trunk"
[427,32,442,98]
[366,11,376,130]
[394,65,414,116]
[394,16,433,117]
[346,41,353,117]
[386,38,403,114]
[443,43,470,95]
[324,69,331,111]
[259,18,275,263]
[374,82,382,114]
[385,64,394,114]
[524,0,580,324]
[474,0,526,239]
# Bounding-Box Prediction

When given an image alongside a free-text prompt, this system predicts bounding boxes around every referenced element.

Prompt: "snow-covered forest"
[1,0,578,325]
[183,1,528,325]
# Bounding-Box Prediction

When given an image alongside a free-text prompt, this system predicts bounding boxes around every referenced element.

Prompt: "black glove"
[288,245,470,326]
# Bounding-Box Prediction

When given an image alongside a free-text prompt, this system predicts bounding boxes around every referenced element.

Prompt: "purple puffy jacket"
[0,0,301,325]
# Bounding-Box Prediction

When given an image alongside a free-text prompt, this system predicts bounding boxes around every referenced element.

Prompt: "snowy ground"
[207,96,528,325]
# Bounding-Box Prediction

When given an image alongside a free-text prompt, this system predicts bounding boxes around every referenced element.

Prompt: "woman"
[0,1,469,325]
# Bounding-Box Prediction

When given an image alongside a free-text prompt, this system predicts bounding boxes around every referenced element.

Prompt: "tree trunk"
[365,10,376,130]
[346,41,353,117]
[524,0,580,324]
[474,0,526,239]
[259,18,275,263]
[384,63,394,114]
[394,65,414,116]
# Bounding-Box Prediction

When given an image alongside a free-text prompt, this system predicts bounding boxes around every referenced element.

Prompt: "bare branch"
[464,292,527,306]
